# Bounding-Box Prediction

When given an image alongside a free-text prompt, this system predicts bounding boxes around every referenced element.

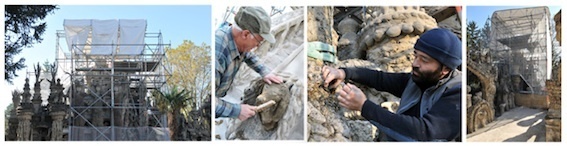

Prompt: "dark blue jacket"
[342,67,462,141]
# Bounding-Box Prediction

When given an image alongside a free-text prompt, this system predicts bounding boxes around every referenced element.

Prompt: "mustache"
[412,67,420,75]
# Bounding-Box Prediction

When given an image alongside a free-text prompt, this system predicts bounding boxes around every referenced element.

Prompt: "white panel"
[91,19,119,55]
[63,19,91,52]
[118,19,147,55]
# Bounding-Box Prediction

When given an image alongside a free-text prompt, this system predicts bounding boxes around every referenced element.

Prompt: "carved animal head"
[255,80,293,131]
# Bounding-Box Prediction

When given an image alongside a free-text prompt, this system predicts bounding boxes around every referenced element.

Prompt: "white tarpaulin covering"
[63,19,147,55]
[64,19,91,51]
[118,19,146,55]
[91,19,119,55]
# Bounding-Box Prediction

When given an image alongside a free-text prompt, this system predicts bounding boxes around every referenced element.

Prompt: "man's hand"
[263,73,283,84]
[322,66,346,89]
[337,83,367,111]
[238,104,257,121]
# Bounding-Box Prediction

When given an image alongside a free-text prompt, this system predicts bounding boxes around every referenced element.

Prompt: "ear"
[441,66,451,76]
[241,30,252,38]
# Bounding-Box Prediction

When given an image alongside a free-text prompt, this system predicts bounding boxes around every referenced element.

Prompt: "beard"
[411,65,444,89]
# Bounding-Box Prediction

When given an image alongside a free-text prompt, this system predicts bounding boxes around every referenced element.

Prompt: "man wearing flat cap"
[322,28,462,141]
[215,6,283,121]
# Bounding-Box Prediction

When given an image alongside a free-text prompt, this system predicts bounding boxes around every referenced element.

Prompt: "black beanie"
[414,28,462,70]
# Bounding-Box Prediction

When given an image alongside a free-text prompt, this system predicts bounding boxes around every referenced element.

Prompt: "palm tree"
[151,86,189,141]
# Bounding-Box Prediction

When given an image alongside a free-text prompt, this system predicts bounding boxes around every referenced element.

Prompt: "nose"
[412,58,420,68]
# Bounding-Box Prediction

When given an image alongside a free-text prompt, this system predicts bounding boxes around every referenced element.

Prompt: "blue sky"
[467,6,561,27]
[2,5,212,109]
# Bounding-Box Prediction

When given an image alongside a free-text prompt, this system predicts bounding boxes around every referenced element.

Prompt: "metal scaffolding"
[55,19,171,140]
[490,6,551,95]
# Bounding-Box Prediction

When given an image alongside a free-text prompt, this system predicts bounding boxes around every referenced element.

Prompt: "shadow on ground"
[503,112,546,142]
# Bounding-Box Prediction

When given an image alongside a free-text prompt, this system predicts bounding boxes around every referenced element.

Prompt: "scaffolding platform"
[490,6,551,95]
[55,19,171,141]
[75,61,160,72]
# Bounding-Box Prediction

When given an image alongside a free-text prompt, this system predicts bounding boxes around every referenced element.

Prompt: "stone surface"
[243,79,293,131]
[307,58,350,141]
[466,57,497,133]
[544,67,561,141]
[359,6,437,73]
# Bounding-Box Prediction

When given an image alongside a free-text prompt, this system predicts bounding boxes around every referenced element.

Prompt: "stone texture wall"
[514,94,549,109]
[545,78,561,142]
[358,6,438,73]
[306,6,349,141]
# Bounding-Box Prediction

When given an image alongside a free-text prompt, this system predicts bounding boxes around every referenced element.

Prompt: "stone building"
[544,9,561,142]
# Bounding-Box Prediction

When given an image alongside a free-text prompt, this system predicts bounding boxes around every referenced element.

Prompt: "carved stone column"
[16,104,33,141]
[7,91,21,141]
[50,104,67,141]
[32,83,42,113]
[17,78,34,141]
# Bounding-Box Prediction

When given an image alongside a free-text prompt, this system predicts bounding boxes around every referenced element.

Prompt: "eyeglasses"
[251,33,265,48]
